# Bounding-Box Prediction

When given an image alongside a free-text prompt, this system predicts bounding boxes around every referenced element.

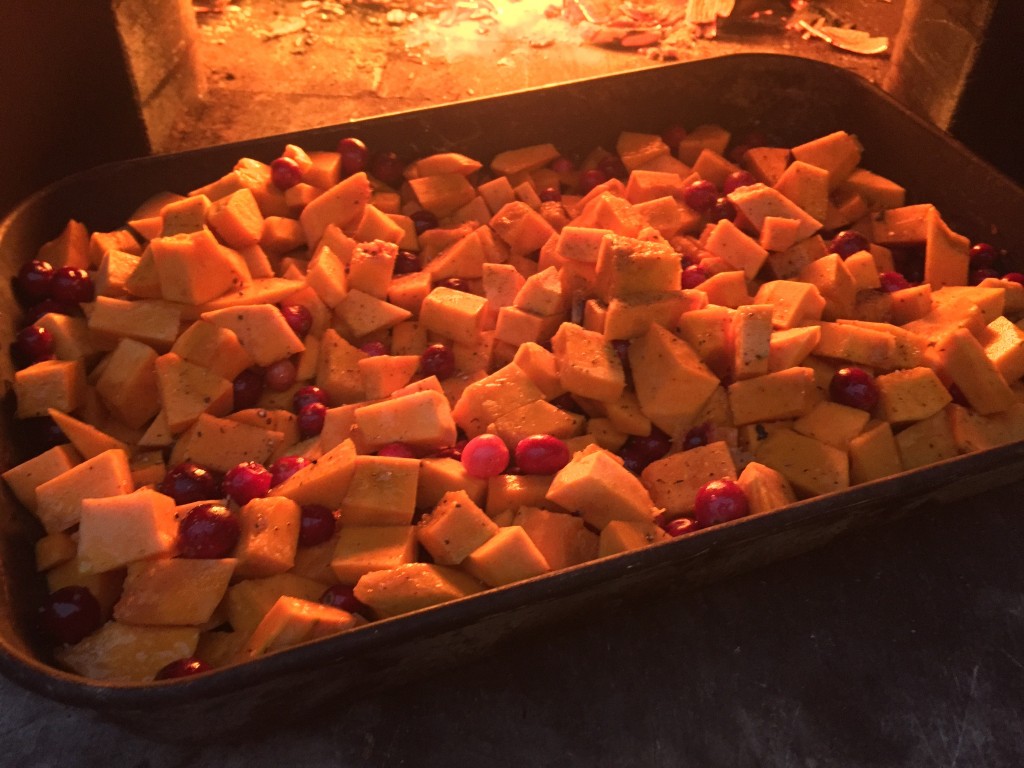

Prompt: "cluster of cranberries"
[10,259,97,368]
[270,137,408,193]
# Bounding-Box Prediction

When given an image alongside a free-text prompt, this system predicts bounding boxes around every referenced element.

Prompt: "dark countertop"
[2,481,1022,767]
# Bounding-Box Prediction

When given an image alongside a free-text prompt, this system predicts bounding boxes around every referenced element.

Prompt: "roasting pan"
[2,54,1023,741]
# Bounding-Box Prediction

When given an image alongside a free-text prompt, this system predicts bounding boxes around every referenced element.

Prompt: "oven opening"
[111,0,1001,154]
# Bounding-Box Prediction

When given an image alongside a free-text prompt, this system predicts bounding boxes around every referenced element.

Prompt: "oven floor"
[161,0,901,153]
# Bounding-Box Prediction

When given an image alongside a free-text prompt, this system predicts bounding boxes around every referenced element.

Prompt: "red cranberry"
[293,384,327,411]
[158,462,221,505]
[370,150,406,188]
[297,402,327,438]
[50,266,95,303]
[270,156,303,190]
[155,656,212,680]
[578,168,607,194]
[233,367,265,410]
[359,341,388,357]
[177,503,240,559]
[681,266,708,289]
[393,250,421,275]
[970,267,1000,285]
[549,156,575,174]
[299,504,337,547]
[682,179,718,213]
[539,186,562,203]
[693,478,749,528]
[829,367,879,411]
[377,442,418,458]
[269,456,310,486]
[15,259,54,302]
[662,516,698,537]
[661,124,687,152]
[597,155,628,181]
[1003,272,1024,285]
[410,210,438,235]
[264,359,297,391]
[461,434,510,478]
[38,586,102,645]
[23,298,80,325]
[419,343,455,379]
[337,137,369,177]
[828,230,870,258]
[710,196,736,222]
[878,271,911,292]
[13,325,55,366]
[320,583,370,616]
[722,170,756,194]
[514,434,570,475]
[969,242,1000,270]
[682,421,713,450]
[279,302,313,338]
[222,461,272,506]
[619,427,672,474]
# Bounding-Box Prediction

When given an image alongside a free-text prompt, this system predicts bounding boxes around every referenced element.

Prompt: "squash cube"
[338,455,420,526]
[417,489,498,565]
[641,441,737,518]
[755,428,850,497]
[546,449,659,529]
[34,449,134,534]
[58,623,199,682]
[463,525,550,587]
[114,557,236,626]
[353,562,483,619]
[331,526,418,585]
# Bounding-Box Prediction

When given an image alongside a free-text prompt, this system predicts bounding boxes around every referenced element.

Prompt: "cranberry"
[970,267,1000,285]
[682,421,713,450]
[377,442,418,458]
[155,657,212,680]
[878,271,911,292]
[597,155,627,181]
[222,461,272,506]
[829,366,879,411]
[23,297,80,325]
[461,434,510,478]
[549,156,575,174]
[233,367,265,410]
[1003,272,1024,285]
[15,259,54,302]
[722,170,756,194]
[438,277,471,292]
[828,230,870,258]
[969,242,1000,270]
[279,302,313,338]
[681,266,708,289]
[337,137,369,177]
[299,504,336,547]
[515,434,570,475]
[320,583,370,615]
[693,478,749,528]
[359,341,388,357]
[393,250,421,275]
[293,384,327,411]
[662,516,698,537]
[578,168,607,194]
[419,343,455,379]
[270,156,303,190]
[38,586,102,645]
[269,456,310,486]
[297,402,327,438]
[682,179,718,213]
[710,196,736,222]
[661,124,687,152]
[619,427,672,474]
[370,150,406,188]
[158,462,221,505]
[264,359,297,391]
[49,266,95,303]
[177,503,240,559]
[539,186,562,203]
[13,325,55,366]
[410,210,438,235]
